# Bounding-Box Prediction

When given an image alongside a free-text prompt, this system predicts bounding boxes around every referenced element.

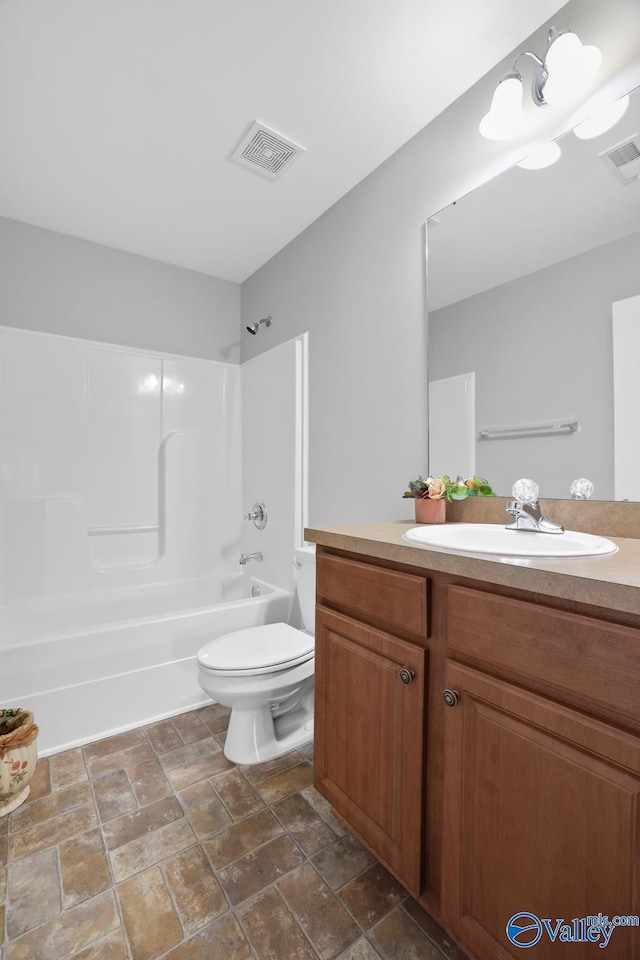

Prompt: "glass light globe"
[573,95,629,140]
[543,32,602,106]
[479,75,527,141]
[517,141,562,170]
[512,478,540,503]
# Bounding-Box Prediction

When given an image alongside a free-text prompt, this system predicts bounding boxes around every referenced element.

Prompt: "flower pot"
[414,497,446,524]
[0,709,39,816]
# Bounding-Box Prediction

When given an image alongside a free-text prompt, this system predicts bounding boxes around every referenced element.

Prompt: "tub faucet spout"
[239,551,263,565]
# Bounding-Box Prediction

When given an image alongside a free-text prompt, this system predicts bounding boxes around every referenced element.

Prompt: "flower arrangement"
[402,475,495,501]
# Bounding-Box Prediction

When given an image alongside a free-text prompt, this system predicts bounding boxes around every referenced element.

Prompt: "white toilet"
[197,546,315,765]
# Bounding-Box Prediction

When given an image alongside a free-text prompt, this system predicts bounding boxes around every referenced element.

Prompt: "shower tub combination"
[0,574,292,755]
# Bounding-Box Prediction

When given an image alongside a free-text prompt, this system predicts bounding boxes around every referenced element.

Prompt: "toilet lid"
[197,622,314,675]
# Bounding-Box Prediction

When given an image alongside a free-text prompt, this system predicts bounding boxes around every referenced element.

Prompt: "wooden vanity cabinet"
[313,546,640,960]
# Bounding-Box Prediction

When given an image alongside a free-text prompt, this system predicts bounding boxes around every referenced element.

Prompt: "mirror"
[427,84,640,501]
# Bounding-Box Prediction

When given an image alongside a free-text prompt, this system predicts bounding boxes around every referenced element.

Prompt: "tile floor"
[0,705,468,960]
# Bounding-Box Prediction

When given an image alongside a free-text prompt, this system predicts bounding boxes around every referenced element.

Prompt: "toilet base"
[224,702,314,765]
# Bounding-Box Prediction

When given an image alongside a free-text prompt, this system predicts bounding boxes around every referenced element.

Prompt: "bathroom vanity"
[305,518,640,960]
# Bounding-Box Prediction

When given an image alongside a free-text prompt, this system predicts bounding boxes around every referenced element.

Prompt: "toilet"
[197,546,315,764]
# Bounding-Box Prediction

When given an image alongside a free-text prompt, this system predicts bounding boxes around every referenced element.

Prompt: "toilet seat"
[197,622,314,677]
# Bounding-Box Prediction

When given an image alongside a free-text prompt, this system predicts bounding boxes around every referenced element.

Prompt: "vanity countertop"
[304,521,640,617]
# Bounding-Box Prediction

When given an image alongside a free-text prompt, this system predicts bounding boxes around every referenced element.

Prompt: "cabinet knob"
[399,668,415,685]
[442,689,460,707]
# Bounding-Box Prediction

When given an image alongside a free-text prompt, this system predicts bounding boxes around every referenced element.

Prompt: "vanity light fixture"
[479,28,602,141]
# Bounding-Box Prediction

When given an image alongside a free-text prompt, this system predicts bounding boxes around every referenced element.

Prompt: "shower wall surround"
[0,325,242,602]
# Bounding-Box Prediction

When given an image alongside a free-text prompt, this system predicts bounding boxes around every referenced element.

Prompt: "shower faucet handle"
[246,501,267,530]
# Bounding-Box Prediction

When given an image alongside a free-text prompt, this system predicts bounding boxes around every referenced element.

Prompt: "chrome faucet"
[505,478,564,535]
[239,551,263,565]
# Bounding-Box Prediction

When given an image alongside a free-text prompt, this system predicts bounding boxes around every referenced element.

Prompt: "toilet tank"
[295,545,316,634]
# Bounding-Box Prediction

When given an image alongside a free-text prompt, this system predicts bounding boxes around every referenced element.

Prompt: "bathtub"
[0,575,293,755]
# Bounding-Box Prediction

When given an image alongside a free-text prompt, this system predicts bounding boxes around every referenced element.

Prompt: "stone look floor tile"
[6,846,60,939]
[336,940,384,960]
[218,833,305,905]
[0,706,461,960]
[237,886,317,960]
[83,729,148,764]
[49,748,88,791]
[145,719,183,755]
[163,844,228,934]
[240,751,302,784]
[117,866,183,960]
[59,828,111,908]
[401,900,470,960]
[272,791,338,856]
[339,864,406,931]
[10,782,92,832]
[178,781,232,838]
[196,704,231,737]
[172,711,209,744]
[158,738,224,773]
[300,786,349,837]
[167,752,235,791]
[162,911,251,960]
[5,889,119,960]
[72,929,129,959]
[128,757,172,806]
[213,768,265,821]
[109,817,196,883]
[254,762,314,804]
[278,862,360,959]
[92,770,137,823]
[86,743,155,780]
[369,907,444,960]
[9,802,98,861]
[202,808,284,870]
[26,758,51,801]
[102,795,183,851]
[312,832,375,890]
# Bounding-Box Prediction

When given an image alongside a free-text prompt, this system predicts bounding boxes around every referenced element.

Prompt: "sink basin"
[402,523,618,558]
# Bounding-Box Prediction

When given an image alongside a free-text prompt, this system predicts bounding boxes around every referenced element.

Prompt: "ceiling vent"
[600,135,640,185]
[231,121,306,180]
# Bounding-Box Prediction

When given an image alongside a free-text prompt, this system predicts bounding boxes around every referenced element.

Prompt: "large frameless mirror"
[426,84,640,501]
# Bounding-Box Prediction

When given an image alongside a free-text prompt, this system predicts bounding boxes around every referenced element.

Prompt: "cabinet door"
[442,661,640,960]
[314,606,426,895]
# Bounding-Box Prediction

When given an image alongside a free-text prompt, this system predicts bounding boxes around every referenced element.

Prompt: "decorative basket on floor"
[0,709,39,816]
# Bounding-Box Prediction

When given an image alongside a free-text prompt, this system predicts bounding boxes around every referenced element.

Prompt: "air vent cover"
[600,135,640,185]
[231,121,305,180]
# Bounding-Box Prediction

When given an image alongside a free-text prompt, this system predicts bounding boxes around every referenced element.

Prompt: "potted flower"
[402,475,494,523]
[0,708,39,816]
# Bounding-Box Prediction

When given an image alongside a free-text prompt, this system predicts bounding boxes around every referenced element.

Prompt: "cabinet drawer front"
[317,553,428,640]
[448,585,640,728]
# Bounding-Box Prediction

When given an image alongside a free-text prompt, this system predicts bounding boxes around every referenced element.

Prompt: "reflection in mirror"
[427,85,640,501]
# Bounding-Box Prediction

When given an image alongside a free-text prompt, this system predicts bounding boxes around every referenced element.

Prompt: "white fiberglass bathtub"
[0,575,292,755]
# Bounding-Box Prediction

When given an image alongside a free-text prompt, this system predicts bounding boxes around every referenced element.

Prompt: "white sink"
[402,523,618,558]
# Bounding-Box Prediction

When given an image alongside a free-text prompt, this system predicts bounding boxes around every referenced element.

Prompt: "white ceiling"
[0,0,565,282]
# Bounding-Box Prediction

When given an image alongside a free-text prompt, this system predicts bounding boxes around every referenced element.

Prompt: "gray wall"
[0,217,241,361]
[241,0,640,526]
[429,229,640,500]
